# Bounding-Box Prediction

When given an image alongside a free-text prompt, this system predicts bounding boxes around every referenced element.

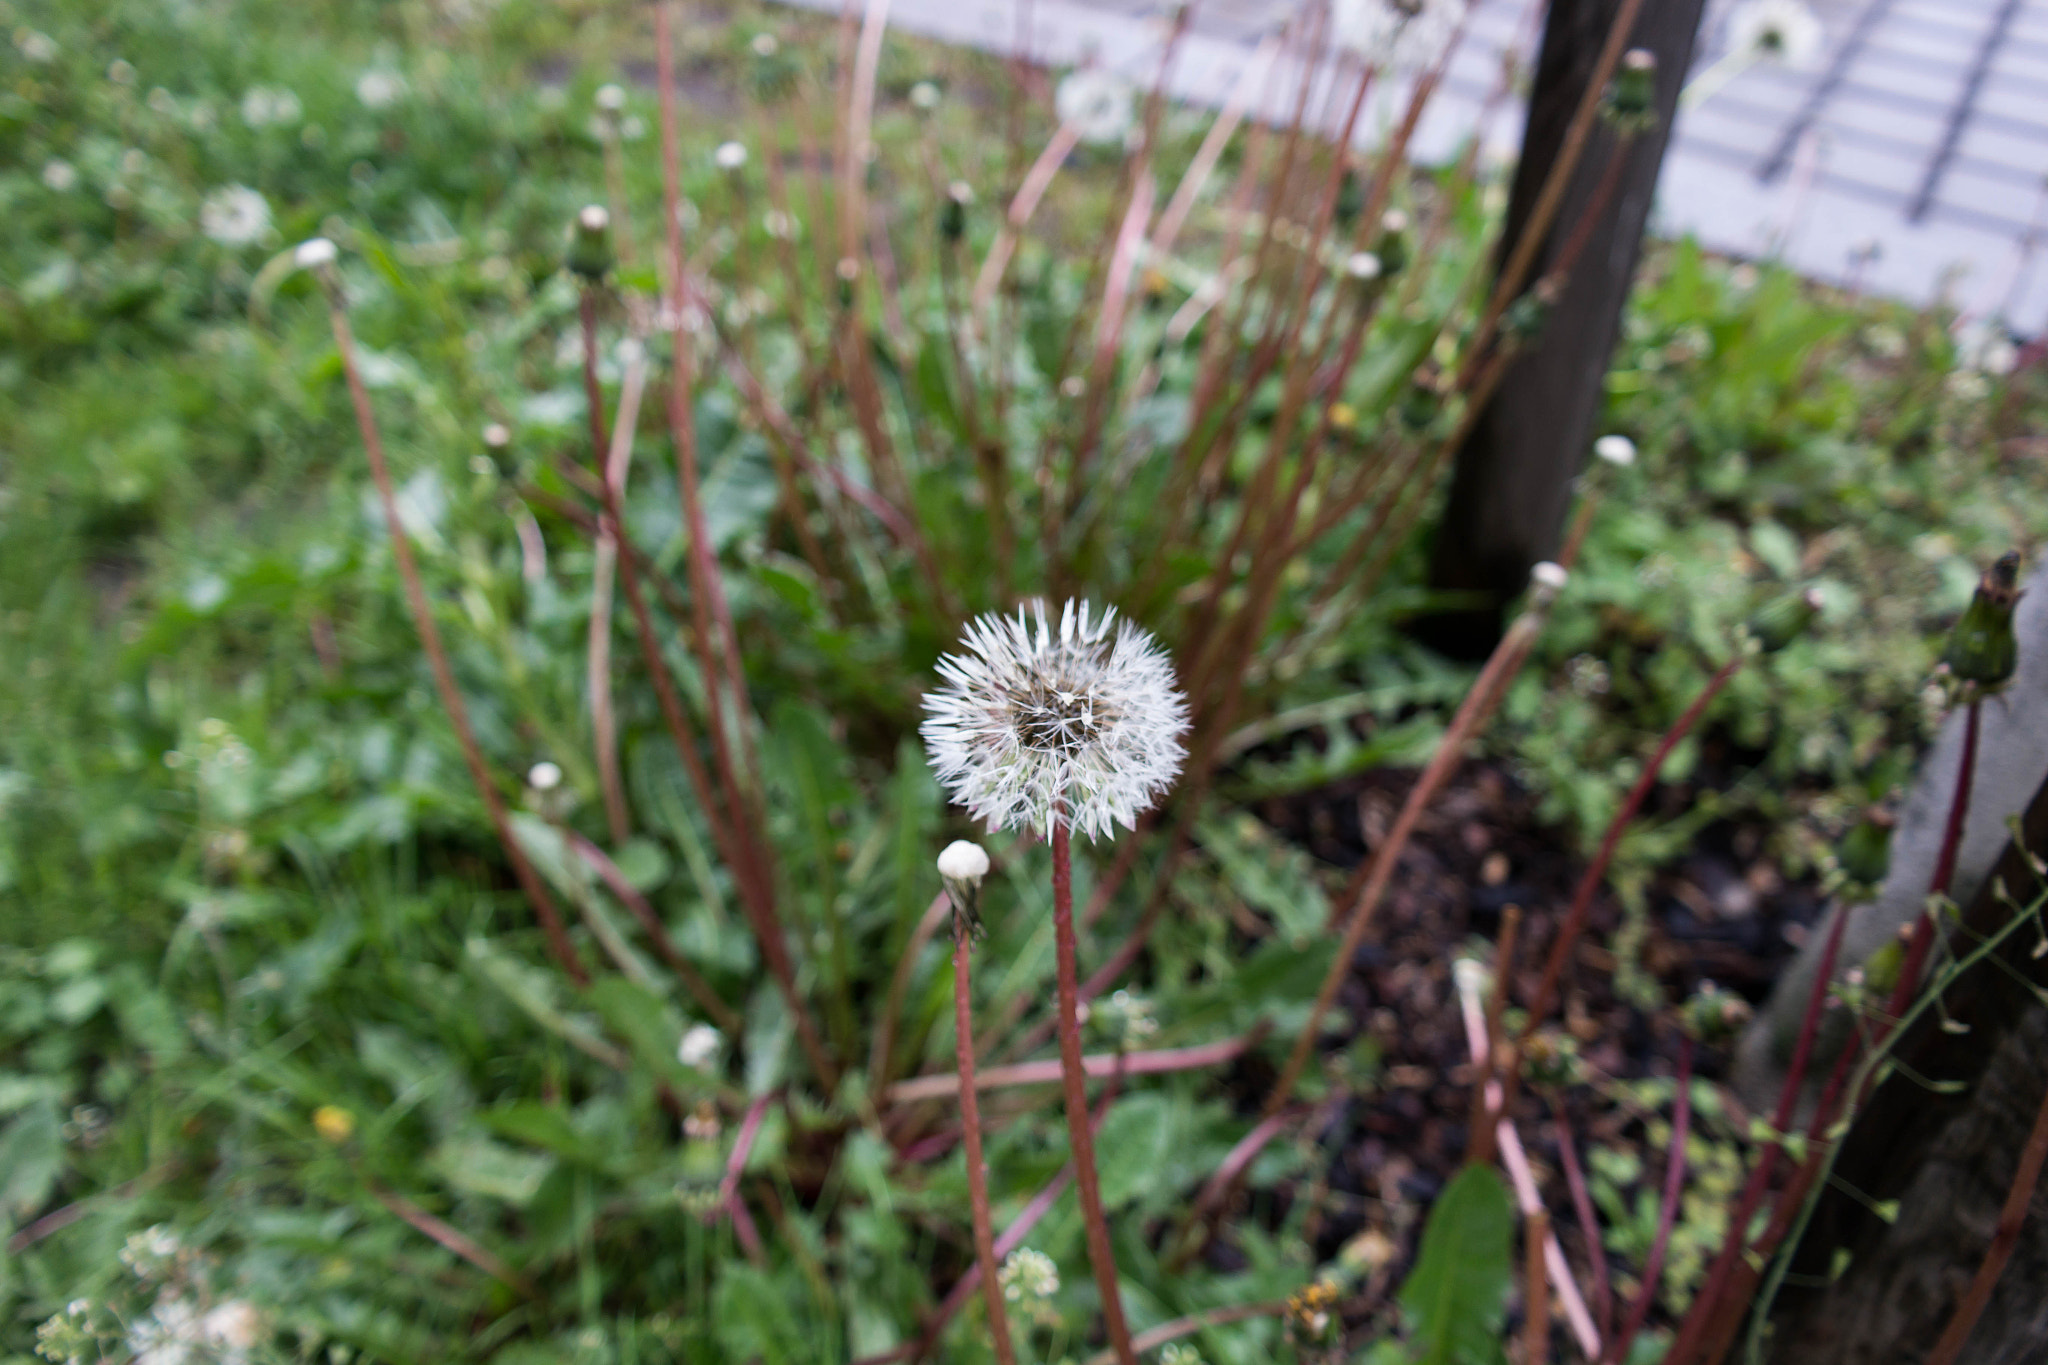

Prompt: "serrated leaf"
[1398,1164,1515,1365]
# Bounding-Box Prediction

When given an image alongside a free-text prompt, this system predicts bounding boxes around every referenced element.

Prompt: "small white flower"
[42,159,77,192]
[1055,68,1136,148]
[15,29,58,63]
[594,82,627,113]
[199,185,272,247]
[713,140,748,171]
[1345,251,1383,282]
[1332,0,1464,71]
[999,1247,1060,1303]
[909,80,942,111]
[937,840,991,883]
[127,1293,201,1365]
[239,86,302,127]
[1593,433,1636,467]
[1724,0,1824,69]
[527,760,563,791]
[921,600,1188,842]
[677,1023,722,1069]
[356,69,406,109]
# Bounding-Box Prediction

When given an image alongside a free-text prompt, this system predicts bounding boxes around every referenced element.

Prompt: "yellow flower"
[313,1105,356,1144]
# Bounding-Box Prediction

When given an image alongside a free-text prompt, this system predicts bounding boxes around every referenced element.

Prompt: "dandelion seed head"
[714,140,748,171]
[199,185,272,247]
[1331,0,1462,71]
[1055,68,1136,147]
[1725,0,1824,69]
[527,760,563,791]
[922,600,1188,842]
[594,83,627,113]
[356,69,406,109]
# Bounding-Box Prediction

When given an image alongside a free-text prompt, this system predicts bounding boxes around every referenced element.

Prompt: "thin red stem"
[1552,1108,1613,1337]
[326,293,587,987]
[954,925,1019,1365]
[1053,821,1138,1365]
[1607,1034,1693,1363]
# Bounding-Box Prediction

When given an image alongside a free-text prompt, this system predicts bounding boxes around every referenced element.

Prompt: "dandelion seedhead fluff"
[922,600,1188,841]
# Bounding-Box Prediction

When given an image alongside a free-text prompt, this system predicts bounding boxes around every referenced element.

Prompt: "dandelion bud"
[937,839,991,937]
[1520,1029,1583,1088]
[1747,585,1825,653]
[1333,167,1365,228]
[1604,47,1659,129]
[567,205,614,281]
[1941,550,2023,689]
[294,236,338,271]
[1830,806,1894,898]
[1504,278,1557,340]
[940,180,973,243]
[1680,980,1752,1044]
[1374,208,1411,276]
[1593,433,1637,467]
[1398,366,1442,433]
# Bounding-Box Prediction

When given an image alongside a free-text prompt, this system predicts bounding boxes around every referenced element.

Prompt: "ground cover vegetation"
[4,0,2048,1362]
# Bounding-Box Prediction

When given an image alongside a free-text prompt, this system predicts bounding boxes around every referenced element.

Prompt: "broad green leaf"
[0,1099,64,1220]
[1398,1164,1515,1365]
[429,1132,556,1205]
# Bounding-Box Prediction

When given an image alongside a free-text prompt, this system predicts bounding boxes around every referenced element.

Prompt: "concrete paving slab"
[764,0,2048,330]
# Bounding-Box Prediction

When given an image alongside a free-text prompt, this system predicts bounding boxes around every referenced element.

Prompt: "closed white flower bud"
[937,840,991,883]
[1593,433,1637,467]
[294,237,338,269]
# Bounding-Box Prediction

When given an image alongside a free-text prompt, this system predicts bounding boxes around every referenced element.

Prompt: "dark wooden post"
[1417,0,1708,659]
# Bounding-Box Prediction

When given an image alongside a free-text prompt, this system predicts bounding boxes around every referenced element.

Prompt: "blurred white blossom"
[239,86,302,127]
[1332,0,1464,70]
[356,69,406,108]
[1055,68,1136,148]
[1724,0,1824,68]
[199,186,272,247]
